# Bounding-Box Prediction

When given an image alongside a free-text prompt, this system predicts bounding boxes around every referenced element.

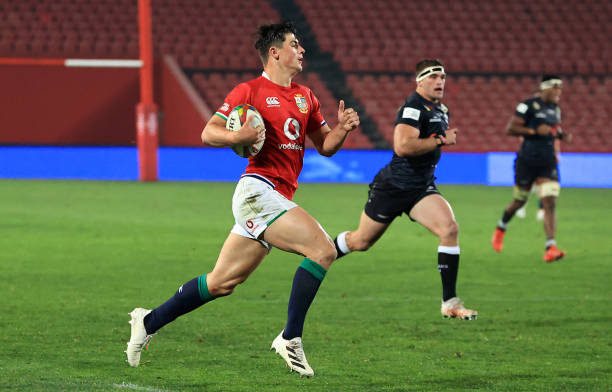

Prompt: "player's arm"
[308,100,360,157]
[201,114,264,147]
[393,124,457,156]
[506,116,537,137]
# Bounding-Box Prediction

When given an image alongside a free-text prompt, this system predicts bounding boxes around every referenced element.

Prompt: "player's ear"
[269,46,280,61]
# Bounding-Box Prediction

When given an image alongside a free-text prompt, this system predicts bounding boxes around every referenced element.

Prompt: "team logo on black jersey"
[294,94,308,114]
[533,101,541,110]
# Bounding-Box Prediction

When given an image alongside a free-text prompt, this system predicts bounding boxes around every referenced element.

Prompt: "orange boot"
[491,227,505,253]
[543,245,565,262]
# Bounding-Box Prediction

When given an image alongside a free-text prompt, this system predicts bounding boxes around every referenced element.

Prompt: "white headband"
[416,66,445,82]
[540,79,562,90]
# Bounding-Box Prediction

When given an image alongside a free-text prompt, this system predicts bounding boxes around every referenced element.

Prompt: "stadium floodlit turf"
[1,180,610,391]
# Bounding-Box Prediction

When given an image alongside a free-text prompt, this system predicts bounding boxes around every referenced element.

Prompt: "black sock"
[333,237,346,259]
[283,259,326,340]
[438,251,459,301]
[501,209,513,225]
[144,274,215,334]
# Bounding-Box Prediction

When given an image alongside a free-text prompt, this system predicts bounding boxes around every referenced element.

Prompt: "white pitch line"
[112,382,175,392]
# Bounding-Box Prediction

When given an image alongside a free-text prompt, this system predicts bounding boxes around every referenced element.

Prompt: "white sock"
[545,239,556,248]
[438,245,460,255]
[497,219,508,230]
[336,231,351,254]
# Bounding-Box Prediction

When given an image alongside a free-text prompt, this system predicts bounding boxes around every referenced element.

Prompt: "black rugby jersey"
[375,92,448,189]
[515,97,561,163]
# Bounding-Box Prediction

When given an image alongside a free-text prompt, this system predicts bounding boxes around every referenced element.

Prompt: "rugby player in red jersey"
[125,22,359,377]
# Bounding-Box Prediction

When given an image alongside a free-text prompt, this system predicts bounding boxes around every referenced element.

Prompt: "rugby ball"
[225,104,265,158]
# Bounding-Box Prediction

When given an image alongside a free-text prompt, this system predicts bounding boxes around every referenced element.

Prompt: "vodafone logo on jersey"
[266,96,280,107]
[279,117,304,150]
[283,118,300,140]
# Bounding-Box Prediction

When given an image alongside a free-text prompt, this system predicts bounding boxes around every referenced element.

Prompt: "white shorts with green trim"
[231,174,297,249]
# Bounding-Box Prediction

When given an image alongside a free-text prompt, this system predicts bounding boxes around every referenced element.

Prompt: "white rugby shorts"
[230,174,297,248]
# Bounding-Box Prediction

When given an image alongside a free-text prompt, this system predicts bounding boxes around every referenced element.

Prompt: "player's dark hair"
[254,21,297,65]
[542,74,561,82]
[416,59,444,76]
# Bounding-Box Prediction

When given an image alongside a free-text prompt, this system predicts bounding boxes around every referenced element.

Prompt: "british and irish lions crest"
[294,94,308,114]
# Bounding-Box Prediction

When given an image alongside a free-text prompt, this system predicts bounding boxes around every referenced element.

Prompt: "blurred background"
[0,0,610,184]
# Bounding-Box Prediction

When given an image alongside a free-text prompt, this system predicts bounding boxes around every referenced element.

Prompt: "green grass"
[1,180,611,391]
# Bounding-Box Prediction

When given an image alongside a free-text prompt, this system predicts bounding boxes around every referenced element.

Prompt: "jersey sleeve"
[306,89,327,134]
[395,102,424,128]
[214,83,251,121]
[514,99,532,123]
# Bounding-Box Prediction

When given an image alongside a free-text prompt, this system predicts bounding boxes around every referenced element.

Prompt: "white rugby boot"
[441,297,478,320]
[516,205,527,218]
[125,308,155,367]
[270,330,314,377]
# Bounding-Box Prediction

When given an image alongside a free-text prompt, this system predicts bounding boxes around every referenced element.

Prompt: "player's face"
[420,72,446,102]
[278,33,305,73]
[543,85,562,104]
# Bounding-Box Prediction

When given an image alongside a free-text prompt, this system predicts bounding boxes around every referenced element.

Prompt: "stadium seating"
[297,0,612,75]
[0,0,609,152]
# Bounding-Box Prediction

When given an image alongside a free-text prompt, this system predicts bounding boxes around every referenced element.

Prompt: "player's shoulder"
[397,93,427,122]
[403,92,425,109]
[516,96,539,114]
[290,81,315,96]
[241,75,266,90]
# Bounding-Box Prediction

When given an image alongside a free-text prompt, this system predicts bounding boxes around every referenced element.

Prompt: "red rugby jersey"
[215,73,327,200]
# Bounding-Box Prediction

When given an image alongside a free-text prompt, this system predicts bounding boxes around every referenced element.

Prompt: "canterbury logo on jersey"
[266,97,280,107]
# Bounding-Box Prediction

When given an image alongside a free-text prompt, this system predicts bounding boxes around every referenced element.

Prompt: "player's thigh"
[352,211,391,246]
[262,206,334,261]
[535,176,560,202]
[208,233,269,290]
[514,158,537,189]
[408,194,457,237]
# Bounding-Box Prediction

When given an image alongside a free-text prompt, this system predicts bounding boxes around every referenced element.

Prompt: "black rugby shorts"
[514,157,559,188]
[364,182,441,223]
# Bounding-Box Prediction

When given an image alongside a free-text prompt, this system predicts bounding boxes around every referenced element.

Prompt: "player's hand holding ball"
[338,100,360,132]
[226,104,266,157]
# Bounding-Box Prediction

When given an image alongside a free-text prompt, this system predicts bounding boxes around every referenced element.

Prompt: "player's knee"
[207,276,246,297]
[513,186,530,202]
[542,196,556,211]
[511,199,527,210]
[308,242,337,269]
[438,221,459,241]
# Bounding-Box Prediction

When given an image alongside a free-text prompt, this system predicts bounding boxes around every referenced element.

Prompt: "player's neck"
[263,67,296,87]
[416,89,440,104]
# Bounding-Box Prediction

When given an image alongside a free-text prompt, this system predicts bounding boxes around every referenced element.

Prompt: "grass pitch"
[1,180,610,391]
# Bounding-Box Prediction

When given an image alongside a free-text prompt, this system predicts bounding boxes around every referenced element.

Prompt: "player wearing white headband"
[332,59,478,321]
[492,75,572,262]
